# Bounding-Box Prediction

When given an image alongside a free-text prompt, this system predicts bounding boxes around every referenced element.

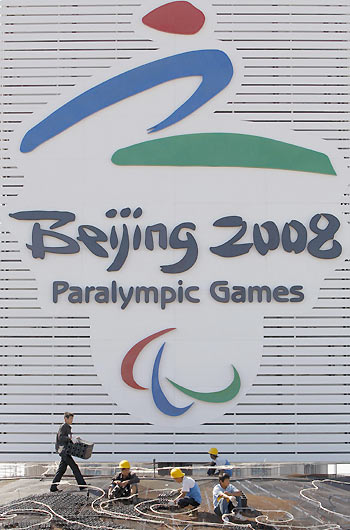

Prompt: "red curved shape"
[121,328,176,390]
[142,2,205,35]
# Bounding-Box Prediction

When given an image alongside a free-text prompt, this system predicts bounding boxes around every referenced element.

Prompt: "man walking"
[50,412,87,492]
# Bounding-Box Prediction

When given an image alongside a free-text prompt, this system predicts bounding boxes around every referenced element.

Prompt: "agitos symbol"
[121,328,241,417]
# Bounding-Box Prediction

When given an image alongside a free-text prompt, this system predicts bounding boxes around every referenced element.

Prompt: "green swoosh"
[166,365,241,403]
[111,133,336,176]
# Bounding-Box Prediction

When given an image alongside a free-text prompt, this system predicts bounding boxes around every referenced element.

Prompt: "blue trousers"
[214,496,243,516]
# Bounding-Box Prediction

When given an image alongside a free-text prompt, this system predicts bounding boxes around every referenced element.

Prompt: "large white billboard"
[4,1,348,428]
[1,0,350,461]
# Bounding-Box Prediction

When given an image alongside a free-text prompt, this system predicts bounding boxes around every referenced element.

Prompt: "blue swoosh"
[20,49,233,153]
[151,343,193,417]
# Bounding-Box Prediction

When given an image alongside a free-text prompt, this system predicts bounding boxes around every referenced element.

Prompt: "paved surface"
[0,475,349,529]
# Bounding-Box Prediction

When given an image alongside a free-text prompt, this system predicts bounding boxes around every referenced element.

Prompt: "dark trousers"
[178,496,200,509]
[51,454,86,491]
[207,465,218,476]
[108,483,138,500]
[109,484,130,498]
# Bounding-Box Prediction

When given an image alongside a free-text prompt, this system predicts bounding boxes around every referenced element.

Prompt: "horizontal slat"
[255,375,350,384]
[2,442,349,454]
[243,394,350,404]
[0,404,116,413]
[0,422,347,435]
[0,375,99,384]
[0,414,128,424]
[216,414,350,423]
[0,394,110,405]
[0,329,90,338]
[258,366,350,375]
[1,385,103,393]
[0,366,95,375]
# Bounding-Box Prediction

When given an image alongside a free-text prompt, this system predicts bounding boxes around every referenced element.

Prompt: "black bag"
[65,438,94,459]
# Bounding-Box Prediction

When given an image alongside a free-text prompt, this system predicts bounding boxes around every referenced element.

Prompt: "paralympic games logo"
[121,328,241,417]
[18,1,335,176]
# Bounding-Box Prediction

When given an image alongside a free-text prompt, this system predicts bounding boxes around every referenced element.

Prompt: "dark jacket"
[111,471,140,486]
[55,423,72,453]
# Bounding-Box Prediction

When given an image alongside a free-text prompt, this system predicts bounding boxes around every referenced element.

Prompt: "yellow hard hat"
[119,460,130,469]
[170,467,185,479]
[208,447,218,456]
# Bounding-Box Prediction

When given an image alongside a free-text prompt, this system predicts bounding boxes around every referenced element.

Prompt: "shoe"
[234,512,245,520]
[90,488,102,497]
[50,488,61,493]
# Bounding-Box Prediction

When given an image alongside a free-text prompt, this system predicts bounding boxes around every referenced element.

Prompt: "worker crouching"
[108,460,140,502]
[213,473,247,521]
[170,468,202,513]
[207,447,233,477]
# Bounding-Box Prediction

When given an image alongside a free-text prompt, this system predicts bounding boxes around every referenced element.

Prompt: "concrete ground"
[0,470,349,529]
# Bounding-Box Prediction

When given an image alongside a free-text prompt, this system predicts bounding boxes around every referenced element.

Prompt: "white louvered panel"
[0,356,93,365]
[242,394,350,405]
[3,396,113,406]
[254,375,350,384]
[0,333,90,341]
[264,327,350,335]
[215,424,350,434]
[0,405,116,414]
[1,0,350,463]
[235,404,350,413]
[0,341,90,352]
[0,328,90,335]
[1,366,96,376]
[263,353,350,361]
[0,271,33,282]
[1,425,108,435]
[258,366,350,375]
[6,433,116,444]
[0,376,99,386]
[0,414,127,424]
[249,384,350,392]
[263,344,350,353]
[99,423,346,434]
[0,337,90,346]
[222,413,350,423]
[0,340,91,347]
[0,303,41,310]
[263,337,350,346]
[3,52,123,62]
[0,316,90,323]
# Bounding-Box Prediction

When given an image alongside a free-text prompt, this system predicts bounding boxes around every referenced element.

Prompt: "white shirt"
[214,456,227,467]
[211,455,233,476]
[182,475,195,493]
[213,483,239,509]
[181,476,201,503]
